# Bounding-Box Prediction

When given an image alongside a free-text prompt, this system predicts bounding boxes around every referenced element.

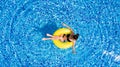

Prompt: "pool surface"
[0,0,120,67]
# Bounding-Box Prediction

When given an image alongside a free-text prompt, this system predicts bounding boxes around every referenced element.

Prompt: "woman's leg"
[42,36,60,41]
[42,38,52,40]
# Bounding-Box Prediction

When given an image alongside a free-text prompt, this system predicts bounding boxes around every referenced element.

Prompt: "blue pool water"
[0,0,120,67]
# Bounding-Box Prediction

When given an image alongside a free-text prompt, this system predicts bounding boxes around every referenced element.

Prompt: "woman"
[42,23,79,54]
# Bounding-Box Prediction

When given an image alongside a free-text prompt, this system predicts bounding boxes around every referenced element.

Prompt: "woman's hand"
[62,22,67,26]
[72,50,76,54]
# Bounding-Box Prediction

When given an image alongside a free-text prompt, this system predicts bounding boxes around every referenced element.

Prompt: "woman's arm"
[62,23,74,33]
[72,41,76,54]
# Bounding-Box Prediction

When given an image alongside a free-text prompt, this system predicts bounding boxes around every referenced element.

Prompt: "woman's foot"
[46,33,53,37]
[42,38,47,40]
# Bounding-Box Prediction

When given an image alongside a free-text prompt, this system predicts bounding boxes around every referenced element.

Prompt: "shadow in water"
[33,22,58,37]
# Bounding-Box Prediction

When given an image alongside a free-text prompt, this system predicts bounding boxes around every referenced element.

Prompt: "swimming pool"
[0,0,120,67]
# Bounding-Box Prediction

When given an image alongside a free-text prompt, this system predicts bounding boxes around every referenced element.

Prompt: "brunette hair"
[73,34,79,40]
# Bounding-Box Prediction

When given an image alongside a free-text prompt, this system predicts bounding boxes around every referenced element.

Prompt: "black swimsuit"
[63,34,71,42]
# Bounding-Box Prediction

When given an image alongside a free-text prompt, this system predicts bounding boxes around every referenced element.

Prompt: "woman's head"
[73,34,79,40]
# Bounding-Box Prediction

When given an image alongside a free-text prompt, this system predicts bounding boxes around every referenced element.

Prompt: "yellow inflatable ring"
[53,28,73,49]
